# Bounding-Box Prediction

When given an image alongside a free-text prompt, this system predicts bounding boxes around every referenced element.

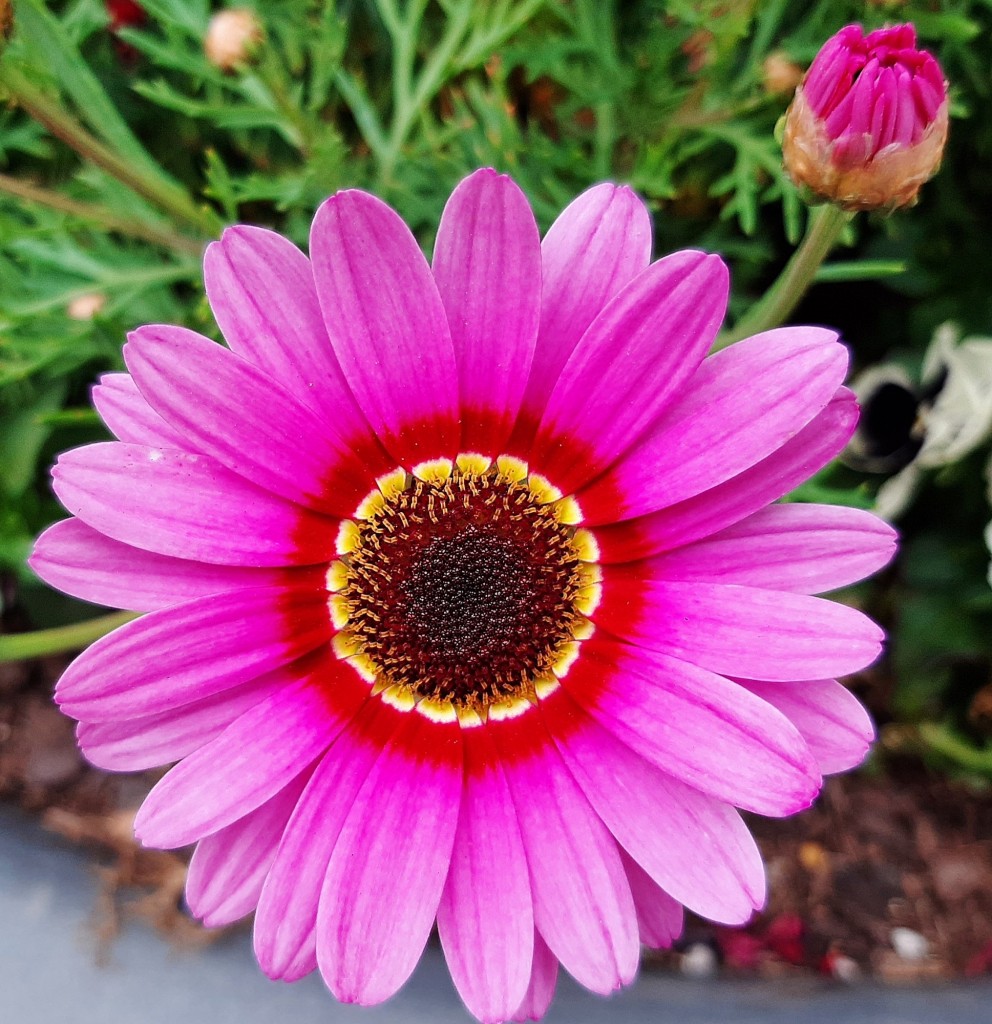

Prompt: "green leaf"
[0,379,67,498]
[13,0,184,194]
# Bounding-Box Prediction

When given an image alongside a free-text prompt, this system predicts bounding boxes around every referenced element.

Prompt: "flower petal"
[432,168,541,455]
[492,714,639,994]
[30,518,279,612]
[185,765,314,927]
[563,636,820,817]
[133,659,363,848]
[593,388,859,562]
[544,687,764,923]
[738,678,875,775]
[77,667,286,771]
[510,932,558,1024]
[643,503,897,594]
[254,700,395,983]
[316,713,463,1005]
[91,372,187,448]
[203,226,374,445]
[577,327,849,524]
[52,442,338,566]
[531,251,728,492]
[513,183,652,445]
[620,850,685,948]
[124,325,383,517]
[437,725,533,1024]
[54,583,330,721]
[596,575,884,681]
[311,190,459,465]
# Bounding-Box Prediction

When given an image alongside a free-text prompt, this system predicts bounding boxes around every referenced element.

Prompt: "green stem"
[714,203,852,350]
[0,64,215,235]
[918,722,992,775]
[0,612,138,663]
[378,0,472,187]
[0,172,206,256]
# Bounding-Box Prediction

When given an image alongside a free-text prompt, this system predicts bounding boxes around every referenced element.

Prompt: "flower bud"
[204,9,263,73]
[67,293,107,321]
[783,24,948,211]
[762,52,803,96]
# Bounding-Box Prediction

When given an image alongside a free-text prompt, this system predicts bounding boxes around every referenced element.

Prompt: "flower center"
[329,457,600,719]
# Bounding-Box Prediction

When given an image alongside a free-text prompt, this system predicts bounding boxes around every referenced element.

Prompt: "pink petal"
[316,713,463,1005]
[432,169,541,456]
[438,726,533,1024]
[91,372,187,448]
[513,183,652,446]
[510,932,558,1023]
[531,251,728,493]
[30,518,279,612]
[52,442,338,566]
[75,667,287,771]
[546,689,764,923]
[577,327,848,524]
[125,326,382,517]
[596,575,884,681]
[185,765,314,927]
[564,636,820,817]
[254,701,397,983]
[310,190,459,466]
[644,503,897,594]
[738,678,875,775]
[593,388,859,562]
[620,850,685,948]
[492,714,639,994]
[203,225,377,445]
[54,583,330,721]
[134,663,363,848]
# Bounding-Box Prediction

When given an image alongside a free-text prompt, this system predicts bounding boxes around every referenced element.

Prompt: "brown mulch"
[3,611,992,979]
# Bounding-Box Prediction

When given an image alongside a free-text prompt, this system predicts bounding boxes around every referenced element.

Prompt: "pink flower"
[31,170,895,1022]
[783,24,948,210]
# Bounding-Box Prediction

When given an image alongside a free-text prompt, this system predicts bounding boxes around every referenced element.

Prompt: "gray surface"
[2,804,991,1024]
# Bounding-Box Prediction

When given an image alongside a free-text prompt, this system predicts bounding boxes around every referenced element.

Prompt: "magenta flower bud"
[783,24,949,211]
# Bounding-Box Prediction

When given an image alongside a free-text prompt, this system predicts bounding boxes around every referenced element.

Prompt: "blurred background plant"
[1,0,992,784]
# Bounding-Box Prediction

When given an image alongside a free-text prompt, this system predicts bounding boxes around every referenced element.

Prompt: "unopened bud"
[204,9,263,73]
[783,24,948,211]
[68,293,107,321]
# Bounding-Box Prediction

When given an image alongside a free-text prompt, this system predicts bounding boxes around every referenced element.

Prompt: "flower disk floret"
[31,169,895,1024]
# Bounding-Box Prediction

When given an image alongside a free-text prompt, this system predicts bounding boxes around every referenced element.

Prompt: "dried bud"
[783,24,948,211]
[105,1,147,66]
[762,51,803,96]
[105,0,146,32]
[204,8,263,72]
[1,0,14,44]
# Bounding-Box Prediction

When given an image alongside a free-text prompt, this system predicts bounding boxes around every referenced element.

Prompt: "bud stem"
[0,612,138,663]
[713,204,852,350]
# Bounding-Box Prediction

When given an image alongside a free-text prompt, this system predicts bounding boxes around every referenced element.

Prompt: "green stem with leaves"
[0,64,217,235]
[714,203,852,350]
[0,173,205,256]
[0,613,138,663]
[378,0,473,188]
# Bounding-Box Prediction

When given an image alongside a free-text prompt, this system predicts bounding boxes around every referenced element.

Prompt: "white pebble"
[680,943,718,978]
[891,927,929,961]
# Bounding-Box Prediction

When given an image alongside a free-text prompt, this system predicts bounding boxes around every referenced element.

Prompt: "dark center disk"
[344,474,580,707]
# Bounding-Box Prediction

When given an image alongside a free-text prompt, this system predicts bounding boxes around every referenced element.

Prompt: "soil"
[3,602,991,982]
